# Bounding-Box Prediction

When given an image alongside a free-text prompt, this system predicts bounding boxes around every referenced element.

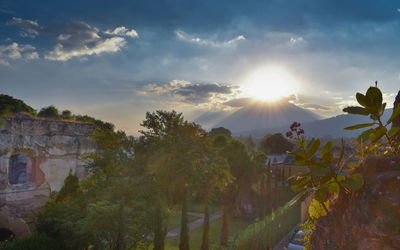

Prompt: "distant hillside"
[235,108,393,139]
[213,101,319,133]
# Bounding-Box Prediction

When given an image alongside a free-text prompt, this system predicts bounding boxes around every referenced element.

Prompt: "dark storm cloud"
[141,81,239,104]
[6,17,44,38]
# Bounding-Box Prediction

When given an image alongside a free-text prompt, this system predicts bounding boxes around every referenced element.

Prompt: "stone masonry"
[0,114,97,237]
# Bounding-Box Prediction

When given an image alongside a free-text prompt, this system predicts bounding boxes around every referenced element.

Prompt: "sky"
[1,0,400,135]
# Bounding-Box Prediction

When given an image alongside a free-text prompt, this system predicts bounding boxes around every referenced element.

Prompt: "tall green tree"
[38,105,59,119]
[259,133,294,155]
[137,110,208,250]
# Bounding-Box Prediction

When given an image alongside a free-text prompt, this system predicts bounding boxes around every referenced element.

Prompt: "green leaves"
[354,87,384,116]
[307,139,320,158]
[369,126,387,142]
[340,174,364,191]
[387,104,400,125]
[344,123,375,130]
[291,176,311,192]
[388,127,400,138]
[342,106,369,116]
[308,199,329,220]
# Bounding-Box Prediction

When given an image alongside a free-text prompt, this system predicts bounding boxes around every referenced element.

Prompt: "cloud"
[289,36,305,45]
[6,17,44,38]
[45,37,126,61]
[0,42,39,66]
[175,30,245,47]
[140,80,240,104]
[223,97,254,107]
[45,22,137,61]
[297,103,332,111]
[397,9,400,13]
[104,26,139,38]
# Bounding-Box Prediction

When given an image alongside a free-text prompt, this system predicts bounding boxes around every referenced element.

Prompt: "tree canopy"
[209,127,232,138]
[259,133,294,154]
[0,94,36,116]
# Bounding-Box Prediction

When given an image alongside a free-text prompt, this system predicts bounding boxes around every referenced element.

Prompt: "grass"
[165,216,252,249]
[167,212,202,231]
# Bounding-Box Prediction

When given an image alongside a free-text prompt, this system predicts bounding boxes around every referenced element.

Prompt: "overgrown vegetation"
[2,83,398,249]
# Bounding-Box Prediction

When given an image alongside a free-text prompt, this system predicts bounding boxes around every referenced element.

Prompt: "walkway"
[166,211,222,237]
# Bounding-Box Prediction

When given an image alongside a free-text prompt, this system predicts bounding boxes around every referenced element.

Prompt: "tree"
[0,94,36,116]
[259,133,294,155]
[137,110,208,250]
[36,127,152,250]
[38,105,59,119]
[61,110,73,120]
[209,127,232,138]
[218,139,255,246]
[195,140,232,250]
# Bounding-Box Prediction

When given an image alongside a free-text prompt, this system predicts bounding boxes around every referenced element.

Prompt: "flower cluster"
[286,121,304,139]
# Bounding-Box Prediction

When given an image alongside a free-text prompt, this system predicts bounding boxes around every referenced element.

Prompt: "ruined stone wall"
[0,114,97,236]
[310,156,400,249]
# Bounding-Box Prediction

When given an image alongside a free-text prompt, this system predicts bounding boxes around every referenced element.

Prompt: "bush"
[0,234,60,250]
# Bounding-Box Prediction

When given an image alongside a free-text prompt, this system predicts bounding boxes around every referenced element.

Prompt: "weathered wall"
[311,156,400,250]
[0,114,97,236]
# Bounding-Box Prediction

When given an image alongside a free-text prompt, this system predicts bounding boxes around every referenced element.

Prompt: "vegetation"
[209,127,232,138]
[3,84,398,249]
[0,94,36,116]
[259,133,293,155]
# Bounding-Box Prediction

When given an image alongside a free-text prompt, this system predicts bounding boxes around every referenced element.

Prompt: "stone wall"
[310,156,400,249]
[0,114,97,237]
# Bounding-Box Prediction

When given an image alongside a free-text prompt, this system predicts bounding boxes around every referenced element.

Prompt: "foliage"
[343,85,400,154]
[38,106,59,119]
[209,127,232,138]
[259,133,294,154]
[235,201,301,249]
[136,110,211,250]
[0,94,36,116]
[287,84,400,248]
[36,127,153,250]
[55,169,80,202]
[0,233,60,250]
[60,110,73,120]
[74,114,115,131]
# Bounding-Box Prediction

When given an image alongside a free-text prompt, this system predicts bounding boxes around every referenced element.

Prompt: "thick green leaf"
[291,176,311,192]
[340,174,364,191]
[309,199,329,220]
[307,138,320,158]
[356,93,368,107]
[358,128,375,142]
[344,123,375,130]
[387,104,400,125]
[321,141,334,163]
[328,182,340,194]
[365,87,383,114]
[342,106,369,116]
[369,126,387,143]
[388,127,400,138]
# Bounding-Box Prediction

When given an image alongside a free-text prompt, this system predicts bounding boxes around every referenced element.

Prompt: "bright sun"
[243,66,298,102]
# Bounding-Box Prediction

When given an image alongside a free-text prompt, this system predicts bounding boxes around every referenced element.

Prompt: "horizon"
[1,0,400,135]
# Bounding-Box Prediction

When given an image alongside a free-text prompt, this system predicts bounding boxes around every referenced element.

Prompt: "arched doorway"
[0,228,15,242]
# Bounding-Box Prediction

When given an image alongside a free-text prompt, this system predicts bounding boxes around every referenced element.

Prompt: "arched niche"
[8,154,30,185]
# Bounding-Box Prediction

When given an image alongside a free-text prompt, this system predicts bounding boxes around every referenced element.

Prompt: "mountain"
[213,101,319,133]
[235,108,394,139]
